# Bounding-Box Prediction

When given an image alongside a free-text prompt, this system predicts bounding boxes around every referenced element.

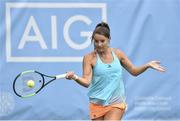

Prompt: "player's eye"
[101,40,105,43]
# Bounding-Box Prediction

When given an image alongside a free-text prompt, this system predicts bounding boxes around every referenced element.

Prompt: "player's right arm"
[66,54,93,88]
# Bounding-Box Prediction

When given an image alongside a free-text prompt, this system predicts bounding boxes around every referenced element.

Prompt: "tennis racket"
[13,70,67,98]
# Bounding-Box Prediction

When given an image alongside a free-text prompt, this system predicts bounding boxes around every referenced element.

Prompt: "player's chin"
[96,48,104,53]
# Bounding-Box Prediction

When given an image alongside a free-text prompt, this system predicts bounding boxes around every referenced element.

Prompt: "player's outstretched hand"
[148,61,166,72]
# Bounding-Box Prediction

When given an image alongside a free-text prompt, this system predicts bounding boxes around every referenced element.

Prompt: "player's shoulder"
[83,50,97,61]
[111,48,124,54]
[111,48,125,59]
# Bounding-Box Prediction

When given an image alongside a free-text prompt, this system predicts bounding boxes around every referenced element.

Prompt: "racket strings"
[14,72,44,97]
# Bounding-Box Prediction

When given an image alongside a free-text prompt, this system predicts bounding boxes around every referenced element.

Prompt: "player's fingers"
[66,71,75,79]
[155,61,161,64]
[159,66,166,71]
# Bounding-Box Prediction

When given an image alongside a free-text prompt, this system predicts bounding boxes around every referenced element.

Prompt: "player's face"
[93,34,109,53]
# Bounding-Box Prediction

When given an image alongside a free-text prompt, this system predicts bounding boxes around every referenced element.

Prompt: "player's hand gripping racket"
[13,70,67,98]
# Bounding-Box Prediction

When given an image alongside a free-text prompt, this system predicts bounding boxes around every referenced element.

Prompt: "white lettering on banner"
[51,16,58,49]
[18,15,92,50]
[64,15,92,50]
[18,16,48,49]
[6,2,107,62]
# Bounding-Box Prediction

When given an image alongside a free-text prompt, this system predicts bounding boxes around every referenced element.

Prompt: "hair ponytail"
[95,22,110,31]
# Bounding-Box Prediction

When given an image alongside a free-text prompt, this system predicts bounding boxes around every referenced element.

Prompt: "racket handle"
[56,73,67,79]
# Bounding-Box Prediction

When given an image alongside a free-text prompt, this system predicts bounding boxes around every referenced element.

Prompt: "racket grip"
[56,73,67,79]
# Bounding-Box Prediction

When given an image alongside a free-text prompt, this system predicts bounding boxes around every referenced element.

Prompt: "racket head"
[13,70,45,98]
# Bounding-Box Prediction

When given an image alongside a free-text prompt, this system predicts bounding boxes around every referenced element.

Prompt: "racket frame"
[13,70,66,98]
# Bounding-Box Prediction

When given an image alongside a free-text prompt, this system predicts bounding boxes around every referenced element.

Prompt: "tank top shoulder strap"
[95,51,101,64]
[111,50,118,61]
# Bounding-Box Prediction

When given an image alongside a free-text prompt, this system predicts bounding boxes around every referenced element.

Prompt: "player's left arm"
[114,49,165,76]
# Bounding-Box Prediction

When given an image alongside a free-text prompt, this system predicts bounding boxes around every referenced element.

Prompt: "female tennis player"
[66,22,165,120]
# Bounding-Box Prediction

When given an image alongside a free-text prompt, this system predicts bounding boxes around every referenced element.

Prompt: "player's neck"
[98,48,111,57]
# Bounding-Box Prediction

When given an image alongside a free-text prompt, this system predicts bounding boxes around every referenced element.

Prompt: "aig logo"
[6,3,107,62]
